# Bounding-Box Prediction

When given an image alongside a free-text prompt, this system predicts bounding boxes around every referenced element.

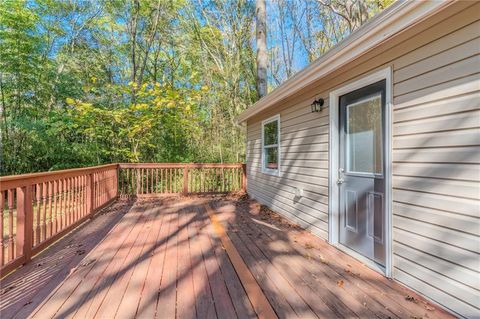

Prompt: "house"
[237,1,480,318]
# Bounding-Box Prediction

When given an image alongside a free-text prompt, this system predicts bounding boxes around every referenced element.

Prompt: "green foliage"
[0,0,253,175]
[0,0,391,175]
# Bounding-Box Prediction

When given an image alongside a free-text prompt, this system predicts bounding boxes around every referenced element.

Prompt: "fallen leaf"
[405,295,418,303]
[337,280,344,288]
[1,286,15,295]
[80,259,96,267]
[424,305,435,311]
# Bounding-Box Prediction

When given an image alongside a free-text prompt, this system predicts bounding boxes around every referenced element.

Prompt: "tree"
[0,0,392,175]
[255,0,267,98]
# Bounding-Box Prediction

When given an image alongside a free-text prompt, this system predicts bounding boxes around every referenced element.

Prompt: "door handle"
[337,167,345,185]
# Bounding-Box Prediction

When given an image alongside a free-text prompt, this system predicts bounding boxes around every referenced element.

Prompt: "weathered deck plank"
[0,200,133,319]
[193,205,238,318]
[72,203,155,319]
[175,207,197,319]
[154,203,179,318]
[135,200,174,318]
[212,197,454,319]
[0,196,454,319]
[187,205,217,319]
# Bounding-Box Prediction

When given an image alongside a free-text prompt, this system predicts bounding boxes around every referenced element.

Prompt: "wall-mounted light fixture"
[311,98,324,112]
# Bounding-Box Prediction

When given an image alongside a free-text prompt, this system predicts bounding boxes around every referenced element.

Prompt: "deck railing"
[118,163,246,196]
[0,163,245,277]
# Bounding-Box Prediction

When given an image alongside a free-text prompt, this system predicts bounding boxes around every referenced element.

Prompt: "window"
[346,94,383,175]
[262,115,280,175]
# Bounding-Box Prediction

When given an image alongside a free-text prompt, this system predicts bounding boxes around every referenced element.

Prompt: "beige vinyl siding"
[246,3,479,318]
[246,96,331,240]
[390,10,480,317]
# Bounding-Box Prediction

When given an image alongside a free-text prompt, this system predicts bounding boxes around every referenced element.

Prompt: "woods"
[0,0,392,175]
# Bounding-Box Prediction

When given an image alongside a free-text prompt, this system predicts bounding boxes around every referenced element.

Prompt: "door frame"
[328,66,393,278]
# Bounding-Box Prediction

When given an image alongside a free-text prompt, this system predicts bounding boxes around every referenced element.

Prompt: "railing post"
[242,163,247,192]
[86,173,94,215]
[183,164,189,195]
[16,186,33,263]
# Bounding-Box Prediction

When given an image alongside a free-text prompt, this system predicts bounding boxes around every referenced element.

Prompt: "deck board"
[187,207,217,319]
[0,196,454,319]
[176,207,197,319]
[212,198,454,319]
[155,203,179,318]
[135,200,173,318]
[76,203,154,319]
[194,205,238,319]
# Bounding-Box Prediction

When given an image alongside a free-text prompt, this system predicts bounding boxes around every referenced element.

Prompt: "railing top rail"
[1,163,246,191]
[0,164,118,191]
[118,163,244,169]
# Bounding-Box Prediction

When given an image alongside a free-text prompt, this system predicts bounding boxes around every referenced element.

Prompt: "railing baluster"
[7,189,14,262]
[79,176,83,218]
[52,181,58,235]
[64,178,69,226]
[60,179,66,231]
[131,169,135,195]
[121,169,124,197]
[168,168,171,193]
[146,168,149,195]
[74,176,78,220]
[35,184,41,245]
[150,168,153,194]
[0,191,4,266]
[68,178,73,225]
[81,175,85,217]
[42,182,48,241]
[73,177,78,222]
[100,171,104,205]
[97,173,100,209]
[161,168,164,193]
[47,181,53,238]
[174,168,177,193]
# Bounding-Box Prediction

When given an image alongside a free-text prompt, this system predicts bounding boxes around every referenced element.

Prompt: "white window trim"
[328,66,393,278]
[261,114,281,176]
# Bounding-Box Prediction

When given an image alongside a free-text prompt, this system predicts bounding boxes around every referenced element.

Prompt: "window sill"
[262,169,280,177]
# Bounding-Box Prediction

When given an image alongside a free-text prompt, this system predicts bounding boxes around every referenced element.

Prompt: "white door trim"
[328,66,393,278]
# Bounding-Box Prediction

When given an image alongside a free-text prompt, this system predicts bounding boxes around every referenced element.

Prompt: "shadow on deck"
[0,195,453,319]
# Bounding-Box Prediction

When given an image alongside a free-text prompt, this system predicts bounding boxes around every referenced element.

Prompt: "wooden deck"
[0,196,453,319]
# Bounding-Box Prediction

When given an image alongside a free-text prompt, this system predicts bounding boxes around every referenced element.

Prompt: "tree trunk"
[255,0,267,98]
